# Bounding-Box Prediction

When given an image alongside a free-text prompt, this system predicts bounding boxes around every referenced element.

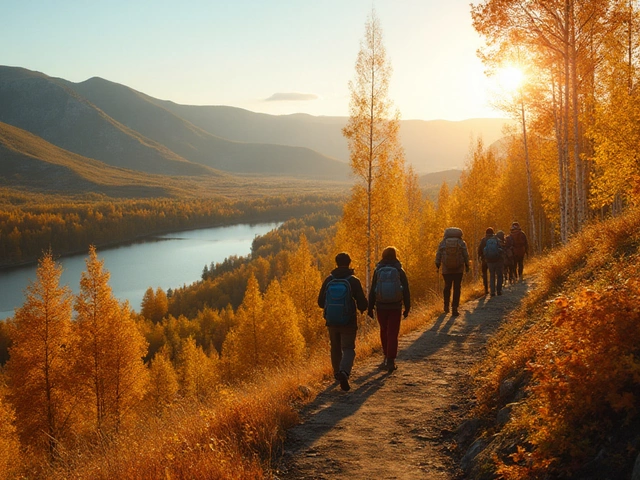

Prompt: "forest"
[2,1,640,478]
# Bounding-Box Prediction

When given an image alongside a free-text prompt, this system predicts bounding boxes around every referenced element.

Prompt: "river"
[0,222,279,320]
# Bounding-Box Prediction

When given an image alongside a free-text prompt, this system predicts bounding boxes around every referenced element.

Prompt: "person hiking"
[495,230,511,288]
[435,227,470,316]
[501,230,516,285]
[318,252,368,391]
[477,227,495,295]
[478,227,504,296]
[509,221,529,281]
[367,246,410,373]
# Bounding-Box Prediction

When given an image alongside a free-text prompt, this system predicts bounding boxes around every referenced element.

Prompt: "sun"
[497,65,525,92]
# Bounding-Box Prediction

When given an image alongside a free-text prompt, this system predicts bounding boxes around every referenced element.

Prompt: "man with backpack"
[509,222,529,281]
[367,246,410,373]
[435,227,470,316]
[477,227,496,295]
[318,252,368,391]
[478,227,504,296]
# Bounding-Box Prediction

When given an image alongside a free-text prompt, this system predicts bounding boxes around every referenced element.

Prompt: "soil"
[275,280,530,480]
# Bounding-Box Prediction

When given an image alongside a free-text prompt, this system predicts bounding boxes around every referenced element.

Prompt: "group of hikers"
[317,222,528,392]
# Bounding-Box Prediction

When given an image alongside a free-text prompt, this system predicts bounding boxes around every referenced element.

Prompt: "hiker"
[477,227,495,295]
[478,227,504,296]
[367,246,410,373]
[501,230,516,285]
[318,252,368,391]
[509,222,529,281]
[496,230,512,288]
[435,227,470,316]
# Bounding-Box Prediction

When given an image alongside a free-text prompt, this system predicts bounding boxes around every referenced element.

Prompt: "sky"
[2,0,504,122]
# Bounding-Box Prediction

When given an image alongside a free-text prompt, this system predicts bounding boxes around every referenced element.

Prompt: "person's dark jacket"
[478,233,494,263]
[318,266,368,328]
[368,260,410,314]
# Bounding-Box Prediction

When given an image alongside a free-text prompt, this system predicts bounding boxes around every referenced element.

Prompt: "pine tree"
[6,251,76,458]
[176,337,218,402]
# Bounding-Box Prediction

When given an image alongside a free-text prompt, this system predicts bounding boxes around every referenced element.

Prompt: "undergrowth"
[473,208,640,479]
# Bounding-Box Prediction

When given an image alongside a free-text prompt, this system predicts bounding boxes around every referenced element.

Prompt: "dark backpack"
[444,237,463,269]
[511,230,526,257]
[483,236,502,262]
[375,265,403,303]
[324,275,355,326]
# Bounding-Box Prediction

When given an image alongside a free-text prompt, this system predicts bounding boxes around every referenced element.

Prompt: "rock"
[497,404,513,426]
[461,437,489,473]
[499,378,516,400]
[631,452,640,480]
[454,418,481,445]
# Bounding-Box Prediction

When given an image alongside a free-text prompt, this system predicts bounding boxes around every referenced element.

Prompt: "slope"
[0,121,184,197]
[62,76,350,179]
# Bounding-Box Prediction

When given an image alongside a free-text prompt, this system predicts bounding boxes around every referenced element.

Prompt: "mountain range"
[0,65,512,194]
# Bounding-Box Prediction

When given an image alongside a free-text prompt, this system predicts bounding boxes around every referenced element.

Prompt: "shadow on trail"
[285,281,530,456]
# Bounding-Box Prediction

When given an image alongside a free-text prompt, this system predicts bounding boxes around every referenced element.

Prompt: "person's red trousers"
[377,309,402,360]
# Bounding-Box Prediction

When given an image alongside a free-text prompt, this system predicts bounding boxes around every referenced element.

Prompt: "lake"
[0,222,279,320]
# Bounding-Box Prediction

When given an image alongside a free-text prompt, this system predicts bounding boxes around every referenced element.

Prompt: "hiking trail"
[276,281,530,479]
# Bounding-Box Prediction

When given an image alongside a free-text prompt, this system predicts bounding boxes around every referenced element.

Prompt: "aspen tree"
[74,246,147,433]
[343,9,404,289]
[7,251,76,458]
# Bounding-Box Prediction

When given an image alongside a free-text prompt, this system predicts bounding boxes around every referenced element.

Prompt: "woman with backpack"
[367,246,410,373]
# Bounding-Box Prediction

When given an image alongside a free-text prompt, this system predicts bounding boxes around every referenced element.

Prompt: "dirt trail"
[276,281,529,480]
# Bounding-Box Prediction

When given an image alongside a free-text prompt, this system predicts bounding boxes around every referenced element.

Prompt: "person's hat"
[486,227,494,235]
[511,222,520,230]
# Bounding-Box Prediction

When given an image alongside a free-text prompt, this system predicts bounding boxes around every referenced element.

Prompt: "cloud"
[265,92,319,102]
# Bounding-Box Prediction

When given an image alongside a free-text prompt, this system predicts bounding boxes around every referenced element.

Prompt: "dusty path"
[276,281,529,480]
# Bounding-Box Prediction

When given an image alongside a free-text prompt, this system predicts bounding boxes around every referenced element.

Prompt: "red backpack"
[511,230,526,257]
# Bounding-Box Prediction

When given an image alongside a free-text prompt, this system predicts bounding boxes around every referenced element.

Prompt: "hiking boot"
[444,305,450,314]
[452,309,460,317]
[337,370,350,391]
[378,357,388,370]
[387,359,397,373]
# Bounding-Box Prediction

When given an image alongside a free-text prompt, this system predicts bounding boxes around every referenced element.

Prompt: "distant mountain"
[155,102,512,173]
[63,76,349,178]
[0,67,216,177]
[0,121,177,197]
[0,65,512,185]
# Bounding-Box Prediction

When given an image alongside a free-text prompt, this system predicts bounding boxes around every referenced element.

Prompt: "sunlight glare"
[497,66,524,92]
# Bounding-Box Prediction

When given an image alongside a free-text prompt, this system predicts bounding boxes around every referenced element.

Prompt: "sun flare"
[497,65,524,92]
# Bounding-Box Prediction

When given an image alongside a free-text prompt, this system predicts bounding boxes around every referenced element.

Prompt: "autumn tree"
[342,9,405,289]
[140,287,168,323]
[74,246,148,434]
[145,348,179,417]
[281,234,324,349]
[6,251,76,458]
[222,275,304,379]
[0,384,20,478]
[175,336,219,402]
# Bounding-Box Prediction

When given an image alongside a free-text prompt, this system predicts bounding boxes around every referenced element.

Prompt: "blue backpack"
[375,265,403,303]
[324,275,355,326]
[483,236,502,262]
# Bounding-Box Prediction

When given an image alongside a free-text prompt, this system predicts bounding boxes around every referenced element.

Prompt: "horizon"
[2,0,506,122]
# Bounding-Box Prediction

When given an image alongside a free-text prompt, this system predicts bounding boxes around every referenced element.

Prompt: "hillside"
[62,76,349,178]
[0,67,214,177]
[0,121,177,197]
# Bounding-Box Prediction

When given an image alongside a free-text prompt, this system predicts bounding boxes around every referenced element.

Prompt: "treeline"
[0,212,339,476]
[0,193,343,267]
